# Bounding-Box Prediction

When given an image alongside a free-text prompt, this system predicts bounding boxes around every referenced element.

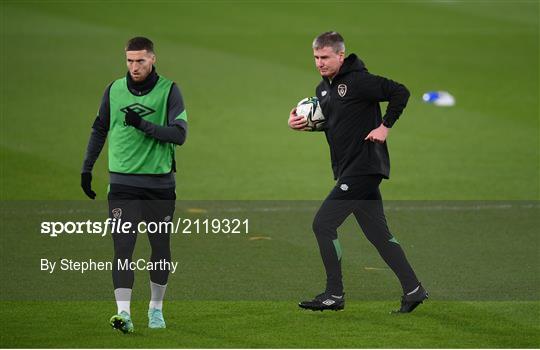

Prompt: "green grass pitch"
[1,301,538,348]
[1,1,538,348]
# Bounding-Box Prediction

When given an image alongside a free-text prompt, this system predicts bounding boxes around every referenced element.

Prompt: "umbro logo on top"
[121,103,155,117]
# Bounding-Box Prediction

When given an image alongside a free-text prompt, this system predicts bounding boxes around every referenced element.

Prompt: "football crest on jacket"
[337,84,347,97]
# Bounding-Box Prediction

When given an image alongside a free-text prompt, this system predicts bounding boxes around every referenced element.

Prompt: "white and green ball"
[296,97,326,131]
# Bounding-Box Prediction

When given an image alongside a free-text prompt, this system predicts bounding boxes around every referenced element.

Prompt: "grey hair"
[312,31,345,53]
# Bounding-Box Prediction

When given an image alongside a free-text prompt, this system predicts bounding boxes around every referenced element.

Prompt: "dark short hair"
[125,37,154,53]
[312,31,345,53]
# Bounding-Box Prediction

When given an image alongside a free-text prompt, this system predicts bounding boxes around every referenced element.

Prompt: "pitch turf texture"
[1,1,539,348]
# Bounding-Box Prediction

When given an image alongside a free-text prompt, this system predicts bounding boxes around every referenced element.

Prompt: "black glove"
[81,172,96,199]
[125,108,142,128]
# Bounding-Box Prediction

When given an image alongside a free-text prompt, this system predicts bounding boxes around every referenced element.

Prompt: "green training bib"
[108,76,174,174]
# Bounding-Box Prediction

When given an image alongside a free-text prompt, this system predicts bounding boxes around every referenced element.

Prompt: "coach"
[289,31,427,313]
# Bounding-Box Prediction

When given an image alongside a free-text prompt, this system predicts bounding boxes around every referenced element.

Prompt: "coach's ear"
[338,51,345,64]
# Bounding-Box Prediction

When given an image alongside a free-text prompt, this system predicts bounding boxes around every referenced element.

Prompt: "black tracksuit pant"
[312,175,419,295]
[108,184,176,289]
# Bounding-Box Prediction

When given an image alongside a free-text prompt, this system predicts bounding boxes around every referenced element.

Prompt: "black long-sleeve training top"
[315,54,410,180]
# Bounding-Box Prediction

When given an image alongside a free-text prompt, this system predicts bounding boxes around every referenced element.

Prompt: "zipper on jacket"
[326,79,341,176]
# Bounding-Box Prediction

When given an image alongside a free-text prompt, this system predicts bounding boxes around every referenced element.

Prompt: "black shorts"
[107,184,176,229]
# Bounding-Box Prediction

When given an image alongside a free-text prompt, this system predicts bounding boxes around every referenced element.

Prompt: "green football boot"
[148,308,166,329]
[110,311,134,334]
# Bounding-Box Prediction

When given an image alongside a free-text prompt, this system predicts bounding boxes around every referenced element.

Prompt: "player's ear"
[338,51,345,63]
[145,50,156,64]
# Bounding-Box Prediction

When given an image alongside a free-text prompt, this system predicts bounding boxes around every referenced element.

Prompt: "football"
[296,97,326,131]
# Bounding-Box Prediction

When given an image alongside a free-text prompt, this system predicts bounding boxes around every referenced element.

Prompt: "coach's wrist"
[382,120,392,128]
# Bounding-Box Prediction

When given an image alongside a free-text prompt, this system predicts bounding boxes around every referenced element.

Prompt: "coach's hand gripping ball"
[296,97,326,131]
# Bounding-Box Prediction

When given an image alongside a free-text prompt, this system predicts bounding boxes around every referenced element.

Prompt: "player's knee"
[363,228,393,247]
[149,240,170,254]
[312,216,330,238]
[114,242,135,258]
[151,250,171,261]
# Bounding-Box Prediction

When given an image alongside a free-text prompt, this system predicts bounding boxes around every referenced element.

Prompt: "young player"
[81,37,188,332]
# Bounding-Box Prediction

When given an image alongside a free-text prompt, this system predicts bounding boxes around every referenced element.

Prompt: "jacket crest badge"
[337,84,347,97]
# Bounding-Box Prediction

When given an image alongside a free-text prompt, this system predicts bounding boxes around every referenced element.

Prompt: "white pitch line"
[3,202,538,215]
[364,267,390,271]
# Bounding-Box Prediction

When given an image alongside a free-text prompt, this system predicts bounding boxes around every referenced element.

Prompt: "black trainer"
[392,284,428,313]
[299,292,345,311]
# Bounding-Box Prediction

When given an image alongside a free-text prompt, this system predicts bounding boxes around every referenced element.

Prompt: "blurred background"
[1,1,538,201]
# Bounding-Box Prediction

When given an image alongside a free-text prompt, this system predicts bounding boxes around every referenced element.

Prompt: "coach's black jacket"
[316,54,410,180]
